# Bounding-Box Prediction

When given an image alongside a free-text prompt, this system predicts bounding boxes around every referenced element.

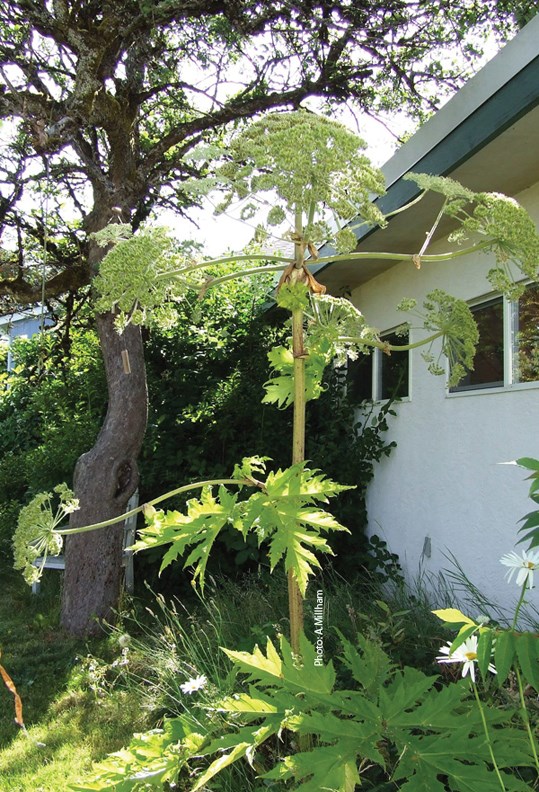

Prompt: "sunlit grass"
[0,560,148,791]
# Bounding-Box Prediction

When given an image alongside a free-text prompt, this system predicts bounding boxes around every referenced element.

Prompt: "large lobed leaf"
[135,461,352,595]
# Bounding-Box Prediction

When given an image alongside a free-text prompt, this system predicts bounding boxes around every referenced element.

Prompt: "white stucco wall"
[351,183,539,615]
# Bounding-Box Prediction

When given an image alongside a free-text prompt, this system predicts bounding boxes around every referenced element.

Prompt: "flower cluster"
[93,226,193,331]
[186,110,387,253]
[13,483,78,585]
[404,173,539,297]
[306,293,379,365]
[397,289,478,387]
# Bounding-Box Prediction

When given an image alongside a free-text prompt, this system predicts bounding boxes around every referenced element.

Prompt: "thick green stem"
[289,305,306,656]
[160,253,294,279]
[192,241,492,295]
[338,330,444,353]
[55,477,257,536]
[288,209,306,657]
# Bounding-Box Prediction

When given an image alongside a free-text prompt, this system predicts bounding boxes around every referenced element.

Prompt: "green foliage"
[77,632,536,791]
[69,717,206,791]
[138,283,394,583]
[515,457,539,550]
[0,326,105,554]
[134,460,352,596]
[262,341,332,408]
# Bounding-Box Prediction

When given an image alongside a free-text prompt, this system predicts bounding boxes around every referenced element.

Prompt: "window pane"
[514,282,539,383]
[379,331,409,399]
[346,352,373,402]
[451,298,504,391]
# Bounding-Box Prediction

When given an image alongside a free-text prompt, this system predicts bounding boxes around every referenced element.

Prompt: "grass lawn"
[0,560,148,792]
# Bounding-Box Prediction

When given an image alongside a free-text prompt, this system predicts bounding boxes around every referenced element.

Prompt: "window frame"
[373,327,411,402]
[447,283,539,396]
[345,327,411,403]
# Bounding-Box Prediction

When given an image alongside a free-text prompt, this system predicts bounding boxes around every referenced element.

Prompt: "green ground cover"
[0,562,148,792]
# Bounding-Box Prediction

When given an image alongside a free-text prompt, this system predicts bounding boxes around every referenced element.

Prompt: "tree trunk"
[60,312,148,636]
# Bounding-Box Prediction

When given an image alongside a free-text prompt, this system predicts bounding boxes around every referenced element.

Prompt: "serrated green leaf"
[388,679,472,733]
[192,723,278,792]
[379,666,439,724]
[285,710,385,768]
[223,638,283,686]
[133,487,237,589]
[237,463,350,593]
[69,719,203,791]
[395,733,501,789]
[223,634,335,695]
[262,342,332,408]
[494,630,516,685]
[515,632,539,691]
[337,631,393,696]
[262,741,361,792]
[398,768,447,792]
[519,510,539,529]
[216,692,279,716]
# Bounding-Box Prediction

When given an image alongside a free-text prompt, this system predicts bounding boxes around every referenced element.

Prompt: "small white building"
[0,308,53,370]
[316,15,539,612]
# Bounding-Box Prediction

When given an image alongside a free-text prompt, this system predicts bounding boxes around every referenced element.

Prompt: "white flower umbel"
[436,635,496,683]
[179,674,207,695]
[499,549,539,588]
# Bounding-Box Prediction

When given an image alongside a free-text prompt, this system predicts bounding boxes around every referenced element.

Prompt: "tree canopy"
[0,0,533,312]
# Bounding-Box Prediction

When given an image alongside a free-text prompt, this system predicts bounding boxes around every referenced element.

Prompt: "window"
[378,330,409,400]
[346,351,373,403]
[513,282,539,384]
[450,298,504,391]
[450,283,539,392]
[346,329,409,402]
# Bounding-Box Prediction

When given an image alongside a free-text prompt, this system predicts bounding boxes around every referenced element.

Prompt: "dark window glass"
[346,352,373,402]
[514,283,539,383]
[451,298,504,391]
[379,331,409,399]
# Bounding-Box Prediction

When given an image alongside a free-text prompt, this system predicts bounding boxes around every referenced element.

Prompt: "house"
[315,14,539,611]
[0,308,53,370]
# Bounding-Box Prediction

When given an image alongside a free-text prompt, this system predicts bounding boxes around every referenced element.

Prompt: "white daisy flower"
[499,549,539,589]
[436,635,496,683]
[179,674,207,695]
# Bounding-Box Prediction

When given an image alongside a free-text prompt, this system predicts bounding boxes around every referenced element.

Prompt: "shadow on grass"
[1,560,95,749]
[0,559,149,790]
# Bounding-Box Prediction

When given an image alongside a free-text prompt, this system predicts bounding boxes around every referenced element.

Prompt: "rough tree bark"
[61,310,148,635]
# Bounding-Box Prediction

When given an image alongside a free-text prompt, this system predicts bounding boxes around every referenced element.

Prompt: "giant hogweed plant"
[13,111,539,789]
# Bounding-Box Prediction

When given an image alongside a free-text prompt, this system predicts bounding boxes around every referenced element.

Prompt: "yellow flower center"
[525,561,536,569]
[464,651,477,661]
